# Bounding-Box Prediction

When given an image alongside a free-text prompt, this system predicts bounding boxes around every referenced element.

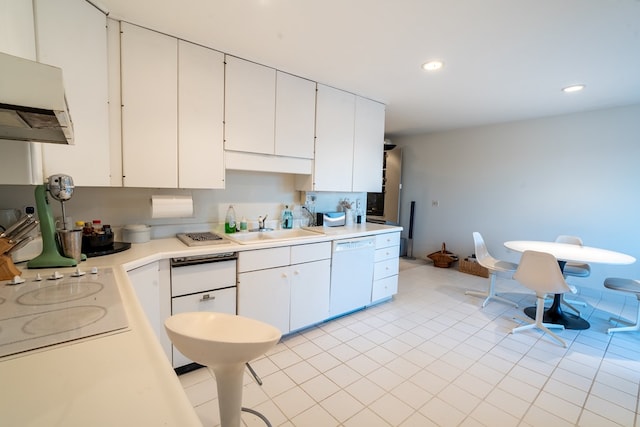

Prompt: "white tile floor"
[179,259,640,426]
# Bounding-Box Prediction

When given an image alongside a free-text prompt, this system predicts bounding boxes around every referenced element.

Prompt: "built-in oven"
[170,252,237,373]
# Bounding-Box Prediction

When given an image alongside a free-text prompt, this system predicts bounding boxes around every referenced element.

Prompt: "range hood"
[0,52,74,144]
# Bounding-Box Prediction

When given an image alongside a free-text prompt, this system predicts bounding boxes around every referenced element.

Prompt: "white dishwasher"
[329,236,376,317]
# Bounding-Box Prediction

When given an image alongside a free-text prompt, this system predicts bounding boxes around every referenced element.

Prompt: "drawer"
[375,245,399,262]
[291,241,331,264]
[375,232,401,249]
[372,275,398,302]
[374,257,399,281]
[171,287,237,367]
[238,246,290,273]
[171,287,237,315]
[171,260,236,297]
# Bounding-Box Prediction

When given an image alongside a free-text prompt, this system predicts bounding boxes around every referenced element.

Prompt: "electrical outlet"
[305,194,315,206]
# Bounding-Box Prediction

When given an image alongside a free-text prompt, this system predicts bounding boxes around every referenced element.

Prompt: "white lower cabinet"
[290,259,331,331]
[127,260,172,361]
[237,266,291,334]
[237,242,331,334]
[372,232,401,303]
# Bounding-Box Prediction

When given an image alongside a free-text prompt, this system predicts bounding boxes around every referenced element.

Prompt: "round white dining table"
[504,240,636,330]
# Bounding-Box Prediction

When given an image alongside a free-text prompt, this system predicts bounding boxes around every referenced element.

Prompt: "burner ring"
[17,282,104,306]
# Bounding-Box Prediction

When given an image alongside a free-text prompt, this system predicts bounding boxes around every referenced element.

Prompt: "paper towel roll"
[151,195,194,219]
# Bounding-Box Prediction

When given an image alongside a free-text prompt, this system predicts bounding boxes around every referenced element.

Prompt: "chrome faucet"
[301,205,316,227]
[258,214,268,230]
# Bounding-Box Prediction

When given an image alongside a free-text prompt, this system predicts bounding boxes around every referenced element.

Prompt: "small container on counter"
[123,224,151,243]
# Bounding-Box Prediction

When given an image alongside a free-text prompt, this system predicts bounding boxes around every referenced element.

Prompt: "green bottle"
[225,205,237,233]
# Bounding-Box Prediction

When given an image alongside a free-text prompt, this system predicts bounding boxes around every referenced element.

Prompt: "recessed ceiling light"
[422,60,444,72]
[562,84,585,93]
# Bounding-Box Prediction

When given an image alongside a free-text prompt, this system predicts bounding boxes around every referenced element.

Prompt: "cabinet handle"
[200,294,215,302]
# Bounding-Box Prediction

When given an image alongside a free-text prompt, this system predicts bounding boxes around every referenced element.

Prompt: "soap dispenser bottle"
[225,205,237,233]
[282,205,293,229]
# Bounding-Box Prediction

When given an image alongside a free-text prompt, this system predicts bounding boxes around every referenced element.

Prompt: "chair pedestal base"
[465,274,518,308]
[524,293,590,330]
[513,297,568,347]
[607,300,640,334]
[210,363,246,427]
[465,290,517,308]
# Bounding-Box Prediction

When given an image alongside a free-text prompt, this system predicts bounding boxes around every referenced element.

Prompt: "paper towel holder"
[150,195,194,219]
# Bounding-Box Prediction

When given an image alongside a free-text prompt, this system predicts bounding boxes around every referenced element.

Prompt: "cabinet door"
[128,261,172,361]
[353,97,385,192]
[121,22,178,188]
[35,0,110,186]
[0,0,40,186]
[274,71,316,159]
[178,40,225,189]
[290,259,330,331]
[372,275,398,303]
[314,84,355,191]
[237,267,290,334]
[224,56,276,155]
[0,0,35,59]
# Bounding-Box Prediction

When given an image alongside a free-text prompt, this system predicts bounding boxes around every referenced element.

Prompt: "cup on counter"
[57,229,83,262]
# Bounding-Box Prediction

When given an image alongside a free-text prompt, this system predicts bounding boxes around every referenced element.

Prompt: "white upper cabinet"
[119,24,225,189]
[0,0,36,59]
[224,56,276,155]
[353,97,385,192]
[275,71,316,159]
[120,22,178,188]
[35,0,111,186]
[0,0,41,186]
[311,84,356,191]
[297,85,385,192]
[223,57,315,174]
[178,40,225,189]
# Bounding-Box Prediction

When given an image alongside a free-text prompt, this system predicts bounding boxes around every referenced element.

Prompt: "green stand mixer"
[28,174,81,268]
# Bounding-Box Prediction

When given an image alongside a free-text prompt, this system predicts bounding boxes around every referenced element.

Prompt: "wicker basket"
[427,243,458,268]
[459,258,489,278]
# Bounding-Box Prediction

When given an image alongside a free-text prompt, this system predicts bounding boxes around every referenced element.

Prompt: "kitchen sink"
[223,228,325,244]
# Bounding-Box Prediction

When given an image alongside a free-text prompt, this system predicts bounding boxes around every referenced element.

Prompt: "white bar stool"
[165,312,281,427]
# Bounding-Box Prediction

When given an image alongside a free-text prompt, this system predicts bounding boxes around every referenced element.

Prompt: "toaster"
[321,212,346,227]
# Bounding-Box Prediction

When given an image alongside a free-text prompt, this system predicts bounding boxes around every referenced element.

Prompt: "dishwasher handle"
[333,237,375,252]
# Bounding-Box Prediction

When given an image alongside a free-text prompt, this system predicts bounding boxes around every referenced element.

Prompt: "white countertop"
[1,223,401,426]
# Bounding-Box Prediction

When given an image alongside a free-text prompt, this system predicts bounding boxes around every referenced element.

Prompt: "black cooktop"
[84,242,132,258]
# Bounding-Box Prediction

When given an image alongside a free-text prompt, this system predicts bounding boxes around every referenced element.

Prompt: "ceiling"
[96,0,640,138]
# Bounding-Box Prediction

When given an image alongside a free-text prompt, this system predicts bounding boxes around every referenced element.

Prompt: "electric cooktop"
[0,267,129,359]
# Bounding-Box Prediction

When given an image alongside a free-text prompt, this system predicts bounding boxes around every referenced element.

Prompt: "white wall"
[395,104,640,291]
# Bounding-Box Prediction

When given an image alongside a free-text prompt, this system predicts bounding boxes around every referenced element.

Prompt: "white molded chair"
[552,235,589,315]
[512,250,573,347]
[555,235,591,278]
[603,277,640,334]
[465,232,519,308]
